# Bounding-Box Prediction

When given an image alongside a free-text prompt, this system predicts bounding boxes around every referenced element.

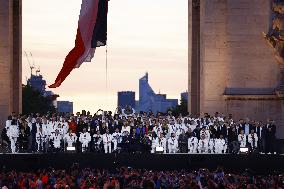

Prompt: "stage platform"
[0,153,283,173]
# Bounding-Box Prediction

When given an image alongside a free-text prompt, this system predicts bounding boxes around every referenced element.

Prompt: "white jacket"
[102,134,112,144]
[79,132,91,144]
[7,125,19,138]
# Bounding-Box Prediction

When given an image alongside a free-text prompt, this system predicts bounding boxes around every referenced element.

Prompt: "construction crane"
[24,51,35,76]
[36,66,41,76]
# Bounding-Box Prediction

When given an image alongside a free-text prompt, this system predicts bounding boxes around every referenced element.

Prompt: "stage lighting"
[155,146,164,154]
[239,147,249,154]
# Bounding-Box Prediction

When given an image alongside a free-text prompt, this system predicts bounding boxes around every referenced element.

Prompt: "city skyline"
[22,0,188,113]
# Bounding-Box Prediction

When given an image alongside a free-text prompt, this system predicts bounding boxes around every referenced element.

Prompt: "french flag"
[49,0,108,88]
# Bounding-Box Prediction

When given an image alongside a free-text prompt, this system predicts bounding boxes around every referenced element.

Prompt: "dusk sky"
[23,0,188,113]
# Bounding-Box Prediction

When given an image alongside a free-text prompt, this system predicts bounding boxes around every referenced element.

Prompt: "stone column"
[0,0,22,127]
[189,0,201,115]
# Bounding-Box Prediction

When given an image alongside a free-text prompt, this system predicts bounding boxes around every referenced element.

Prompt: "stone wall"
[189,0,284,138]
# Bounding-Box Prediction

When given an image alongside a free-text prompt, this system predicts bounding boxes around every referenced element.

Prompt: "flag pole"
[105,42,108,108]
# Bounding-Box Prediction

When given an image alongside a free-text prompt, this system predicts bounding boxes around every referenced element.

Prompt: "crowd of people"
[1,107,278,154]
[0,165,283,189]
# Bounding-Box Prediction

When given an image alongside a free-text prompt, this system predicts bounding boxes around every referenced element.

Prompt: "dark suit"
[217,125,227,138]
[266,124,276,153]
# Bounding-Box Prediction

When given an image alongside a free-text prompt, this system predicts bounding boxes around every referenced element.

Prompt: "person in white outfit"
[150,132,158,153]
[36,127,46,152]
[93,130,103,152]
[50,129,62,151]
[208,137,216,154]
[102,129,112,153]
[64,129,77,148]
[167,133,178,153]
[7,120,19,153]
[215,135,227,154]
[79,128,91,152]
[188,134,198,153]
[238,130,247,148]
[112,128,121,152]
[158,133,167,153]
[198,134,209,153]
[248,129,258,150]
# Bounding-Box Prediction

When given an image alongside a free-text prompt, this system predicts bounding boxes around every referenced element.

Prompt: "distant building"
[27,73,74,111]
[181,91,189,102]
[136,73,178,113]
[117,91,136,108]
[27,74,59,101]
[27,75,46,94]
[57,101,73,113]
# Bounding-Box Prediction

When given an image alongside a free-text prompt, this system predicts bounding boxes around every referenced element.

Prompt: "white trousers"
[198,147,208,153]
[209,146,215,153]
[54,141,61,149]
[113,141,118,151]
[249,141,257,149]
[168,146,177,153]
[36,141,44,151]
[104,142,112,153]
[215,145,227,153]
[10,137,17,153]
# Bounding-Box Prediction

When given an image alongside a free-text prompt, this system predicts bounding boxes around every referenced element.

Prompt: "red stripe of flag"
[49,0,106,88]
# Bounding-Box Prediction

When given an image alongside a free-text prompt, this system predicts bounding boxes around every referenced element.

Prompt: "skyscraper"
[117,91,136,109]
[57,101,73,113]
[137,73,178,113]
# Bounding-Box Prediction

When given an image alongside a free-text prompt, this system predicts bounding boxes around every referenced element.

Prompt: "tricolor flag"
[49,0,108,88]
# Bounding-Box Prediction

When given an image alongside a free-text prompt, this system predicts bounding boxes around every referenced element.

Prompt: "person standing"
[198,134,209,153]
[266,119,276,154]
[79,128,91,152]
[112,128,121,152]
[227,126,238,153]
[188,133,198,153]
[208,135,216,153]
[102,129,112,153]
[18,121,30,153]
[158,133,167,153]
[238,130,247,148]
[64,129,77,150]
[248,129,258,151]
[50,129,62,152]
[178,130,188,153]
[168,133,178,153]
[150,132,159,153]
[29,117,38,152]
[93,130,103,153]
[215,135,227,154]
[255,121,264,153]
[7,120,19,153]
[36,127,46,152]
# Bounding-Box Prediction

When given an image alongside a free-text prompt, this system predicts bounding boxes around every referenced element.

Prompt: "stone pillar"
[188,0,201,115]
[0,0,22,127]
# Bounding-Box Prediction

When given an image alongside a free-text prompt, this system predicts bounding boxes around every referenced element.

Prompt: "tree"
[168,98,188,116]
[22,85,56,115]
